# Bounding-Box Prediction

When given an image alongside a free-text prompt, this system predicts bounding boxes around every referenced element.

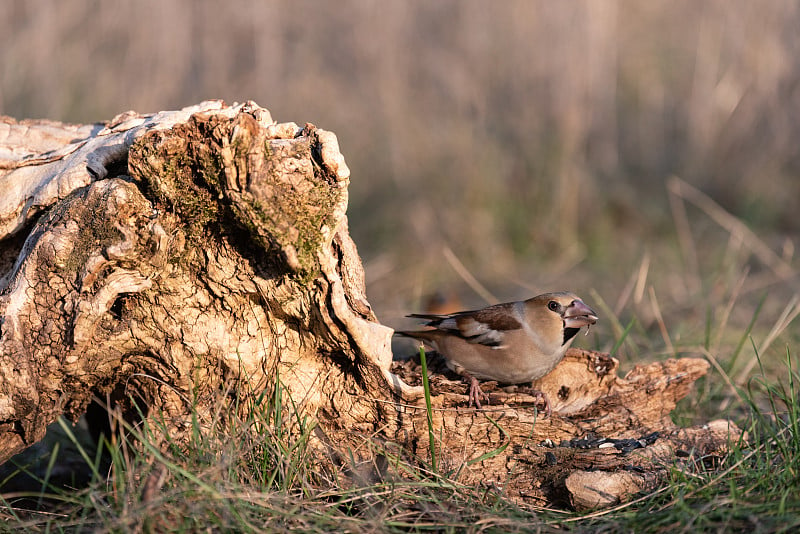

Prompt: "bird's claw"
[467,375,491,409]
[527,389,552,417]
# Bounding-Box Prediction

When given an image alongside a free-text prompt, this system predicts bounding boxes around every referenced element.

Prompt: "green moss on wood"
[127,116,344,281]
[61,187,124,276]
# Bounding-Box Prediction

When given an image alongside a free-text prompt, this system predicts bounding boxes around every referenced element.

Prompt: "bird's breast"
[439,337,568,384]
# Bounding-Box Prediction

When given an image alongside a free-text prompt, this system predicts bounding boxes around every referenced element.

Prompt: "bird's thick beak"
[563,299,598,328]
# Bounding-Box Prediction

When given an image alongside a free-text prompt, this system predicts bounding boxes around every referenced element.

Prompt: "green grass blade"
[610,317,636,357]
[728,292,767,372]
[418,346,437,472]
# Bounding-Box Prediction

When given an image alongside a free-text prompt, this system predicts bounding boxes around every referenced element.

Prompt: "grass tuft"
[2,347,800,531]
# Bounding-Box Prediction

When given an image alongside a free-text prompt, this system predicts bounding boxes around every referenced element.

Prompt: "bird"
[397,292,598,411]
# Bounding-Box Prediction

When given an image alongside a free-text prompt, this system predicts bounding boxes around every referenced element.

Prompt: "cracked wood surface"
[0,101,395,463]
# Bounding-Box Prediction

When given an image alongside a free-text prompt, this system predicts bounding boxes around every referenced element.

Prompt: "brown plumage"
[398,292,598,410]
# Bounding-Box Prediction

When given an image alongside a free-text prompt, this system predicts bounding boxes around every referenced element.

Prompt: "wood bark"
[0,101,739,508]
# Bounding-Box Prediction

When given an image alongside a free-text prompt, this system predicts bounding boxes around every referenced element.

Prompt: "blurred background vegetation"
[2,0,798,382]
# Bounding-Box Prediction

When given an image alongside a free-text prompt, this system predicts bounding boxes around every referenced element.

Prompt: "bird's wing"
[407,302,523,347]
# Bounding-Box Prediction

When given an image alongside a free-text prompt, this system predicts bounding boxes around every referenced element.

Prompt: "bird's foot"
[520,387,551,417]
[466,375,491,409]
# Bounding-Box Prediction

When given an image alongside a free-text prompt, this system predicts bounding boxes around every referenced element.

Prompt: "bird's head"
[533,292,598,345]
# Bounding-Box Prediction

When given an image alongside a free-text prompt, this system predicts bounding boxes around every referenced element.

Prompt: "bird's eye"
[547,301,560,312]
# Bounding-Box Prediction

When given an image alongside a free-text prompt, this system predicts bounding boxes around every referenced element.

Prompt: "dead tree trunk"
[0,101,738,508]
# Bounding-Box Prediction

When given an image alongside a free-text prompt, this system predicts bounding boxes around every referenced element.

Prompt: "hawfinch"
[398,292,598,410]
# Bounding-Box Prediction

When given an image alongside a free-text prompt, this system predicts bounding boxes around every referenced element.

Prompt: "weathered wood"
[0,101,397,463]
[0,101,738,509]
[391,348,735,505]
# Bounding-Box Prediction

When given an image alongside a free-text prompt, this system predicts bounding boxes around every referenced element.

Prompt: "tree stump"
[0,101,738,508]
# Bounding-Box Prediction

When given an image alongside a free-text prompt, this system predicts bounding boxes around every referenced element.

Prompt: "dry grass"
[1,3,798,302]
